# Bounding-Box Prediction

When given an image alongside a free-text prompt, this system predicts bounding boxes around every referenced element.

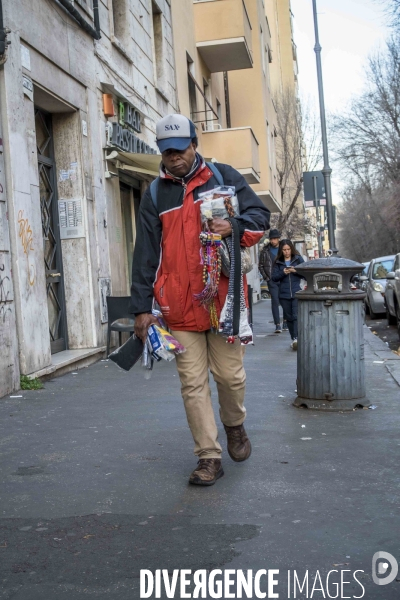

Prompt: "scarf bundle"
[219,218,253,345]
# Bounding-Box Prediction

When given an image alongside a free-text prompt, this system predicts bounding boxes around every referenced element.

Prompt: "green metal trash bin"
[293,257,369,411]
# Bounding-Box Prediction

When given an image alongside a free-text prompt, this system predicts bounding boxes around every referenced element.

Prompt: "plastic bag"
[141,339,154,379]
[108,313,186,376]
[147,325,186,362]
[199,186,239,223]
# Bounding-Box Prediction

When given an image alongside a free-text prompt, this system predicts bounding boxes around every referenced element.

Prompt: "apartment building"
[171,0,302,298]
[0,0,177,396]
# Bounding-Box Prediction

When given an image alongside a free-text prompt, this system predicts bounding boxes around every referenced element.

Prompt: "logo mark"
[372,552,398,585]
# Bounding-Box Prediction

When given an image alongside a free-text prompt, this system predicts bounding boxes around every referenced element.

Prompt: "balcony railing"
[193,0,253,73]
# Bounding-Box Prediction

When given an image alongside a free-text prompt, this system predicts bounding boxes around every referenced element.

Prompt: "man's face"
[270,237,280,247]
[161,142,197,178]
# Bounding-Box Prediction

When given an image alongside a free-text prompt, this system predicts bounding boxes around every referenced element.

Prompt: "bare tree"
[331,36,400,255]
[332,37,400,186]
[271,88,322,240]
[337,183,398,261]
[377,0,400,26]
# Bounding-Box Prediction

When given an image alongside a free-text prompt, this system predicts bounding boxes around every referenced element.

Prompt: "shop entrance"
[119,181,140,290]
[35,108,67,354]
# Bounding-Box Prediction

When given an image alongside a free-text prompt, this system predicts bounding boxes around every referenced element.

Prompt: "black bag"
[108,335,143,371]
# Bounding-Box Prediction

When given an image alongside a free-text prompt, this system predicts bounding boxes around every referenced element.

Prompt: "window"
[187,56,197,122]
[223,72,231,128]
[260,27,266,75]
[203,79,212,130]
[112,0,129,44]
[216,99,222,127]
[266,122,271,159]
[372,260,395,280]
[152,2,166,93]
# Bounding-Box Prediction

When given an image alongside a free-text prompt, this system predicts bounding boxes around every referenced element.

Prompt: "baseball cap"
[156,114,196,153]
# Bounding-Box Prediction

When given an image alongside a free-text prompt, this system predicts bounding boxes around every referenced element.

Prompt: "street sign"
[303,171,326,207]
[305,198,326,208]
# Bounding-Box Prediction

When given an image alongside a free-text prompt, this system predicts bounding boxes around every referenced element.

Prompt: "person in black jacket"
[258,229,287,333]
[130,114,270,486]
[272,239,305,350]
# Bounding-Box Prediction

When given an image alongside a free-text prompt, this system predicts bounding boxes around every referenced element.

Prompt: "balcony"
[201,127,260,184]
[255,190,282,214]
[193,0,253,73]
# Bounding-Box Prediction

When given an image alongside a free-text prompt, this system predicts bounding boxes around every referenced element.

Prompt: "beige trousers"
[171,330,246,459]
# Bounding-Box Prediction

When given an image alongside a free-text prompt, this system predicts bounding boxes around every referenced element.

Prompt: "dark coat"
[272,255,305,299]
[258,242,277,281]
[130,157,270,330]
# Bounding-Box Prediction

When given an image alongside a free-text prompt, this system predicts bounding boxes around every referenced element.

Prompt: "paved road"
[1,300,400,599]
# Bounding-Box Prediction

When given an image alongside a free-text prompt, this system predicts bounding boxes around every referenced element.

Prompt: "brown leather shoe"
[224,424,252,462]
[189,458,224,486]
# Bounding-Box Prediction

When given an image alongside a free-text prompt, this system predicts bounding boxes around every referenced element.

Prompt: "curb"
[363,325,400,387]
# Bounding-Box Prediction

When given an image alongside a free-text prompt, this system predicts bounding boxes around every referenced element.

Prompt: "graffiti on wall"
[17,209,35,286]
[0,261,12,323]
[99,277,111,323]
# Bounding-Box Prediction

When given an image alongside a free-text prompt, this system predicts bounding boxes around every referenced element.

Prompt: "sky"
[292,0,389,200]
[293,0,389,113]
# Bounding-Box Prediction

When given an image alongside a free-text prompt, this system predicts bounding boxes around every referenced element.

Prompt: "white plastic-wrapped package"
[199,186,239,223]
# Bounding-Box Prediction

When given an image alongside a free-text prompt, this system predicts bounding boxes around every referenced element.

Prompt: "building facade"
[0,0,178,397]
[0,0,301,397]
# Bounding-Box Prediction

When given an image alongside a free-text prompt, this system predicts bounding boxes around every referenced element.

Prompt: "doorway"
[35,108,67,354]
[120,183,140,290]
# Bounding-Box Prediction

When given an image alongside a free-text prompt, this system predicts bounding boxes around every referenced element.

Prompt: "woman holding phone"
[271,239,305,350]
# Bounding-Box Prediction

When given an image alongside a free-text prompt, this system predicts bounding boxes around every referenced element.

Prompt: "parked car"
[384,252,400,337]
[360,255,395,319]
[352,261,370,290]
[260,280,270,299]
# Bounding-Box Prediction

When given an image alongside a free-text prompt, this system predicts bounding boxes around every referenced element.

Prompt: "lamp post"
[312,0,337,253]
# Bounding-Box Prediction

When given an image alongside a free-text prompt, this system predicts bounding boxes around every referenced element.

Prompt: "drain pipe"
[93,0,100,39]
[0,0,11,63]
[57,0,101,40]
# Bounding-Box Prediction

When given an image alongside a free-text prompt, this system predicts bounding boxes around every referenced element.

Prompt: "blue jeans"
[268,280,281,325]
[280,298,298,339]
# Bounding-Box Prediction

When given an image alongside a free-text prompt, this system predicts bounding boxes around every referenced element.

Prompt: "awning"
[256,190,282,214]
[105,150,161,178]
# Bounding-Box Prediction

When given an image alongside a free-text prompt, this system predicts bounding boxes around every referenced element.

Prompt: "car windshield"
[372,260,393,280]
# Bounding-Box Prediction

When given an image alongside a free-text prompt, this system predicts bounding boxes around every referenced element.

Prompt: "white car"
[384,252,400,339]
[360,255,395,318]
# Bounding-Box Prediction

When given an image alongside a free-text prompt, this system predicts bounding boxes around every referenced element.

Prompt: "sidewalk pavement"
[0,300,400,599]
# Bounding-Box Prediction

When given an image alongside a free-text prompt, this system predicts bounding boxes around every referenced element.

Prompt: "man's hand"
[207,218,233,239]
[134,313,159,343]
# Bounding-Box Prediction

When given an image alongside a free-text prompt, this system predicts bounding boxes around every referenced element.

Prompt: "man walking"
[259,229,286,333]
[130,114,270,486]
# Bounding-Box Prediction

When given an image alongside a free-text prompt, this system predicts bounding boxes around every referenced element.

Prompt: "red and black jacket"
[130,157,270,331]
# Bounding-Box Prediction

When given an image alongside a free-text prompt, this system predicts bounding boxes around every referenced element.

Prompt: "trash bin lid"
[295,256,365,297]
[296,256,364,273]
